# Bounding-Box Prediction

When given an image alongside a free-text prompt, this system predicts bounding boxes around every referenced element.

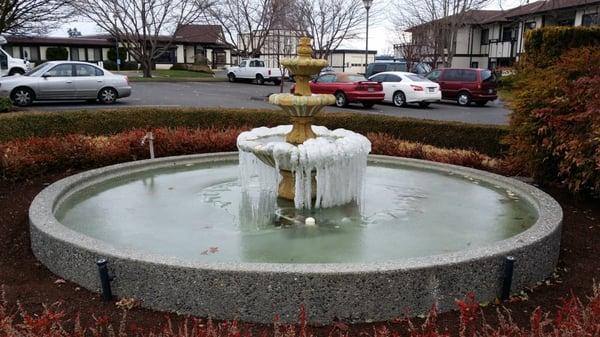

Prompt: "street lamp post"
[363,0,373,75]
[113,14,121,71]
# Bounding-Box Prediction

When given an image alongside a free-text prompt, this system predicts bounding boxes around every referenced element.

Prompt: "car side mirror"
[42,74,51,79]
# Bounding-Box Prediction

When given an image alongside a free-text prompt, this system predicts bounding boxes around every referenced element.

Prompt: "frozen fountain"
[237,37,371,209]
[29,38,562,324]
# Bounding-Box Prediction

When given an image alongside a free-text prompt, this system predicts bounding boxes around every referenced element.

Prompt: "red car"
[425,68,497,106]
[292,73,384,108]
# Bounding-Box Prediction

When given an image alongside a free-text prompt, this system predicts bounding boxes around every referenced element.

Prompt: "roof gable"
[175,24,225,44]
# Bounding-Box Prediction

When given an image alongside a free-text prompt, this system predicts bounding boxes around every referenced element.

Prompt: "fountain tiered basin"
[237,125,370,208]
[239,37,367,207]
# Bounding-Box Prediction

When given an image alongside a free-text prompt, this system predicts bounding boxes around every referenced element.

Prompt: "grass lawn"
[116,69,225,82]
[153,69,213,78]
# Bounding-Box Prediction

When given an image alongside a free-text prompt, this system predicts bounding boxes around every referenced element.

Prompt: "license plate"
[488,89,493,93]
[368,87,374,92]
[428,88,435,93]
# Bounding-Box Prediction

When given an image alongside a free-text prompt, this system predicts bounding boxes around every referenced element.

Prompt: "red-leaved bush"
[0,127,245,180]
[506,45,600,194]
[0,128,508,181]
[1,284,599,337]
[368,133,508,175]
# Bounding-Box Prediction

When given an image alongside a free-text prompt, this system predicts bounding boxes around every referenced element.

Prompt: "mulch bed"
[0,172,598,336]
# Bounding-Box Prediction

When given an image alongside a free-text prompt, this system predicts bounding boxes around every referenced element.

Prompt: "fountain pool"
[54,157,536,264]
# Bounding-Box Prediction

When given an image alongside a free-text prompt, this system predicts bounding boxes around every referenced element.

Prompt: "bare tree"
[68,27,82,37]
[72,0,210,77]
[391,0,491,67]
[293,0,369,59]
[204,0,287,58]
[394,34,424,71]
[0,0,72,34]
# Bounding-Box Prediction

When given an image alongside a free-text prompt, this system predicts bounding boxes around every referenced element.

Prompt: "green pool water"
[55,161,537,263]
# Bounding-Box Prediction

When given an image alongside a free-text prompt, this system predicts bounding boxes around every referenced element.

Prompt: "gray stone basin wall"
[29,153,563,324]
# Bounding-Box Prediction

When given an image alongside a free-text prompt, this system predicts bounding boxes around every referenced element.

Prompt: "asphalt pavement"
[22,81,511,125]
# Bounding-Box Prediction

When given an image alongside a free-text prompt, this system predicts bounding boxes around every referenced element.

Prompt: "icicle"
[237,125,371,209]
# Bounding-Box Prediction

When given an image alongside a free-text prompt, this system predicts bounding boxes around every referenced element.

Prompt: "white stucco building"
[3,25,233,69]
[237,29,377,73]
[395,0,600,69]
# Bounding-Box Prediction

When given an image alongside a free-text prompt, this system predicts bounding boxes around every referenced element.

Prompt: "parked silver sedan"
[0,61,132,106]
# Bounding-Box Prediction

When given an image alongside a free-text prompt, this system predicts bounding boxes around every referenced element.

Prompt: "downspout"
[469,26,474,67]
[517,20,525,62]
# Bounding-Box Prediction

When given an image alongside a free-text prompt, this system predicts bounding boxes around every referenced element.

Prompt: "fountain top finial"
[297,36,313,59]
[279,37,329,85]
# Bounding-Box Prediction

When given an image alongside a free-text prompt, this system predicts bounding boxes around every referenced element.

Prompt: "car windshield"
[406,74,429,82]
[481,70,497,82]
[337,74,367,83]
[24,63,51,76]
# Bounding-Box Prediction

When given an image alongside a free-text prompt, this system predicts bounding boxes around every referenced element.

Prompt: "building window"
[70,47,80,61]
[29,47,39,62]
[480,29,489,45]
[471,61,479,68]
[194,46,205,57]
[582,13,599,26]
[557,17,575,26]
[154,48,176,64]
[501,27,513,42]
[524,21,536,31]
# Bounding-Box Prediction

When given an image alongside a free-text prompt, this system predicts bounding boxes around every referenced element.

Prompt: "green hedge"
[0,108,508,156]
[524,26,600,67]
[0,97,13,113]
[46,47,69,61]
[107,47,128,62]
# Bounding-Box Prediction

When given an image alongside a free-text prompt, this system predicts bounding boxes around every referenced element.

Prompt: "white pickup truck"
[0,36,31,76]
[227,59,282,85]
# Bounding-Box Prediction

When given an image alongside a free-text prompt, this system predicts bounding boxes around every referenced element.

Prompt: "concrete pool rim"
[29,152,563,323]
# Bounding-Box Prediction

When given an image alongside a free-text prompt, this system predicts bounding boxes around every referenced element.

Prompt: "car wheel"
[418,102,431,108]
[98,87,118,104]
[10,87,34,106]
[256,74,265,85]
[8,68,24,76]
[362,102,375,108]
[335,92,348,107]
[228,73,236,82]
[475,101,487,107]
[393,91,406,107]
[457,92,472,106]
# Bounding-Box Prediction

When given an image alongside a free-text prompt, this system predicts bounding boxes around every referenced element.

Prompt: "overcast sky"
[50,0,524,55]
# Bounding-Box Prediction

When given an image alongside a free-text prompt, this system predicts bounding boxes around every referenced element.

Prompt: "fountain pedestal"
[287,117,316,145]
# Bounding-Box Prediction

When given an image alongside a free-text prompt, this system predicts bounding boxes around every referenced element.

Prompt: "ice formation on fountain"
[236,36,371,209]
[237,126,371,208]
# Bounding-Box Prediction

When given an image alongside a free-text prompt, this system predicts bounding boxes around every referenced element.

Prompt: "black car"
[366,61,432,78]
[365,62,407,78]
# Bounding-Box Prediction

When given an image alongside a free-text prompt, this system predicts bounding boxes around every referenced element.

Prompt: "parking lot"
[22,81,511,125]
